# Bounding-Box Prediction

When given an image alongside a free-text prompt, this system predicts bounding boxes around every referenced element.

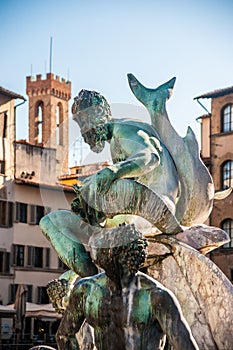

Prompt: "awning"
[4,303,61,319]
[25,302,61,319]
[0,304,16,318]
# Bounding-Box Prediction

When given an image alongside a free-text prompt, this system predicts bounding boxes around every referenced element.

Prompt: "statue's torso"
[82,273,165,350]
[110,119,179,211]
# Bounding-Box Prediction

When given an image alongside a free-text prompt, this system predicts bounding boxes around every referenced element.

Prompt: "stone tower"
[26,73,71,177]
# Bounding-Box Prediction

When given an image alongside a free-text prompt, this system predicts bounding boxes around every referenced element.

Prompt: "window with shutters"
[0,250,10,274]
[37,286,49,304]
[15,202,28,223]
[13,245,25,266]
[221,104,233,132]
[221,160,233,190]
[0,201,13,227]
[221,219,233,248]
[29,205,49,225]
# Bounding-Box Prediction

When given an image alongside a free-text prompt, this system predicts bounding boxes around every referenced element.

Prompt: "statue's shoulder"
[112,117,146,127]
[136,271,160,289]
[112,118,158,138]
[137,272,173,298]
[76,272,106,290]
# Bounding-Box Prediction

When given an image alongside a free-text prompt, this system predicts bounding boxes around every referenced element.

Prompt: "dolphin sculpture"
[127,73,215,226]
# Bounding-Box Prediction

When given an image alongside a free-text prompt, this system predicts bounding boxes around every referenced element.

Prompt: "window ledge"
[212,131,233,137]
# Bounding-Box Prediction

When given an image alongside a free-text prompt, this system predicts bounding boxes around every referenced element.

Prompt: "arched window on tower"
[221,104,233,132]
[221,219,233,248]
[221,160,233,189]
[56,103,63,145]
[35,101,44,144]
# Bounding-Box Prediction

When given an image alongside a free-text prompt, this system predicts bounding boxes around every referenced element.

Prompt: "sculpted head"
[72,89,112,153]
[89,224,147,275]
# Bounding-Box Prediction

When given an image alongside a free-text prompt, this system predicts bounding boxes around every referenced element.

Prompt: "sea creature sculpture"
[40,73,232,349]
[127,73,214,226]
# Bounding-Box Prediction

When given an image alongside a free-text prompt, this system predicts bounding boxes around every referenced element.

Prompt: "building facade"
[3,73,232,346]
[0,73,74,344]
[196,85,233,282]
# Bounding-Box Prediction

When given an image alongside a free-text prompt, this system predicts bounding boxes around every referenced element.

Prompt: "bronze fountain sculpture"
[40,74,233,349]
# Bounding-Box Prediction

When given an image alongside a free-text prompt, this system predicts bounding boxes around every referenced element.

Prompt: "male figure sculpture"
[71,74,213,227]
[40,74,213,278]
[71,87,179,214]
[40,75,232,350]
[56,225,199,350]
[40,78,183,277]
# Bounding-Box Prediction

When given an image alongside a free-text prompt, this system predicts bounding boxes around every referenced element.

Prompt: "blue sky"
[1,0,233,164]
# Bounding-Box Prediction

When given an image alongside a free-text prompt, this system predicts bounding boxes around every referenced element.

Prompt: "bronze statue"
[56,225,199,350]
[39,74,233,349]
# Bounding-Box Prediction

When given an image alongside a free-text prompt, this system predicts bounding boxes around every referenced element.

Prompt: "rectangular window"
[9,284,18,303]
[0,112,7,138]
[27,246,48,268]
[224,113,230,132]
[34,247,43,268]
[45,248,50,268]
[222,219,233,248]
[13,244,24,267]
[0,201,7,226]
[0,201,13,227]
[37,286,49,304]
[0,160,5,174]
[16,202,27,223]
[3,112,7,138]
[5,252,10,273]
[9,284,32,303]
[29,205,36,224]
[29,205,46,225]
[230,269,233,282]
[27,246,33,266]
[27,285,33,302]
[0,251,10,274]
[36,205,44,224]
[222,105,233,133]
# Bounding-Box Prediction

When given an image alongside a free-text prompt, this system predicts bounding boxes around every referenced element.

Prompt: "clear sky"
[1,0,233,164]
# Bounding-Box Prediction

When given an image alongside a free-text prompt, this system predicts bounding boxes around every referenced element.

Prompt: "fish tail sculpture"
[127,73,214,226]
[78,178,183,234]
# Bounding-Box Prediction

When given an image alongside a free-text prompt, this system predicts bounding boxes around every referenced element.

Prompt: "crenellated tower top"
[26,73,71,101]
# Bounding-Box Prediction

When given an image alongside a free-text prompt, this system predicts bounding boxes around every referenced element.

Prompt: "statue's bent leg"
[39,210,98,277]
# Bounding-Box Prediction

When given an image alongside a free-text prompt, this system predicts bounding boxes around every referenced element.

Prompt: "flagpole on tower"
[49,37,53,73]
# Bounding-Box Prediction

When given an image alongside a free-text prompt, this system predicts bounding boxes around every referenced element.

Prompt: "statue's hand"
[96,168,116,194]
[80,168,116,196]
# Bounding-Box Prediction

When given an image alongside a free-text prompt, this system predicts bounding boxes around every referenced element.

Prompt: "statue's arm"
[56,284,86,350]
[90,129,161,194]
[152,289,199,350]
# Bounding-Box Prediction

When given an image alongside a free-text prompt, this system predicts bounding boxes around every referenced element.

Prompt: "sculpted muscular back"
[56,227,199,350]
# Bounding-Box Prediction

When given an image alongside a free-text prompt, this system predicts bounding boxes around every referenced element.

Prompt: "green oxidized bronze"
[55,225,198,350]
[40,73,233,350]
